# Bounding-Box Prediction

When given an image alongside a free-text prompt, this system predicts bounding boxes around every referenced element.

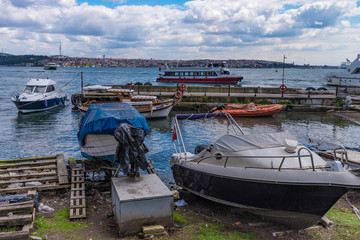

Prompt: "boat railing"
[333,145,349,168]
[195,149,317,171]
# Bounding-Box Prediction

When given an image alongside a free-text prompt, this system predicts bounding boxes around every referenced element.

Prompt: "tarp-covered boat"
[78,102,150,162]
[170,113,360,229]
[210,103,283,117]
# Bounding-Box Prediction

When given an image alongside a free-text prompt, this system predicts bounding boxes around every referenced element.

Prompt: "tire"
[317,87,327,91]
[71,94,85,106]
[144,82,152,86]
[194,145,208,154]
[305,87,316,91]
[285,105,293,112]
[134,82,143,86]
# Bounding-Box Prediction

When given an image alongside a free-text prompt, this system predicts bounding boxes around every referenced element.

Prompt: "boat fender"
[279,84,287,92]
[60,97,65,104]
[194,145,208,154]
[179,83,187,91]
[55,98,60,104]
[175,91,182,99]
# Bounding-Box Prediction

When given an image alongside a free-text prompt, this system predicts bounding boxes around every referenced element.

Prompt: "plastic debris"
[7,212,13,216]
[38,203,54,213]
[174,199,188,207]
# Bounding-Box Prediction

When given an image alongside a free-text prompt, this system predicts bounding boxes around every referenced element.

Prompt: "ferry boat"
[11,78,66,113]
[44,63,57,70]
[325,54,360,87]
[156,63,243,85]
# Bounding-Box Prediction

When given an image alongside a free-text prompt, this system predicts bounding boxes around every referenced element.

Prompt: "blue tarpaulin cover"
[78,103,150,146]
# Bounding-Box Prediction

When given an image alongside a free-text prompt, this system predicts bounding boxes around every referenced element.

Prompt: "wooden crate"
[0,155,69,194]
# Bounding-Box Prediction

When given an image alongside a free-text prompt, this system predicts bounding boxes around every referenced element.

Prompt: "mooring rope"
[345,193,360,221]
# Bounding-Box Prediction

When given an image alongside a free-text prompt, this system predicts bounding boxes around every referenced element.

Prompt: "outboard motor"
[114,123,149,178]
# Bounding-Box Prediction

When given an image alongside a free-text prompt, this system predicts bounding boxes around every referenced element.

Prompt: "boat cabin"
[23,79,56,94]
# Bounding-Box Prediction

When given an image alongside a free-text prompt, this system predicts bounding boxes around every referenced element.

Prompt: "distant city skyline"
[1,0,360,65]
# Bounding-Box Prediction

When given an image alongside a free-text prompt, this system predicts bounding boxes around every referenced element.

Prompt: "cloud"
[0,0,359,64]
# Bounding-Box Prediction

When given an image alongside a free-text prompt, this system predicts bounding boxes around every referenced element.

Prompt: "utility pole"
[281,55,287,97]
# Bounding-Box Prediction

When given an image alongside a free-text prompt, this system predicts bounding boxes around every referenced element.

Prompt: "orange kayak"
[210,103,284,117]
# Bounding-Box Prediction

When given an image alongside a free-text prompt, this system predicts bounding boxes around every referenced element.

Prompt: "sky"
[1,0,360,65]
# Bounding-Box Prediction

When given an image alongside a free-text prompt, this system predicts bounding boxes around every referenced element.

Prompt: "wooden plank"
[0,160,56,169]
[0,165,57,174]
[0,177,58,186]
[0,156,56,164]
[0,230,29,240]
[0,214,33,226]
[56,154,69,185]
[0,201,33,208]
[0,184,70,194]
[0,172,57,180]
[0,203,34,216]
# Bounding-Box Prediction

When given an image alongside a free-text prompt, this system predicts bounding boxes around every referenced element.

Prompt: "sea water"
[0,66,357,183]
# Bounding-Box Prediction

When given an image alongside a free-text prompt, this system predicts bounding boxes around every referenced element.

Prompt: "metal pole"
[81,72,83,94]
[282,55,286,98]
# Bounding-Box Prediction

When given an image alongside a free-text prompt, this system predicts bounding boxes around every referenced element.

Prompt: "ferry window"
[46,85,55,92]
[189,72,193,76]
[174,72,179,76]
[24,86,34,93]
[223,71,230,75]
[211,72,216,76]
[184,72,189,76]
[352,68,360,74]
[164,72,170,76]
[34,86,46,93]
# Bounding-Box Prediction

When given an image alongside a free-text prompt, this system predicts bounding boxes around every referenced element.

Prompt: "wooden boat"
[77,88,174,118]
[210,103,283,117]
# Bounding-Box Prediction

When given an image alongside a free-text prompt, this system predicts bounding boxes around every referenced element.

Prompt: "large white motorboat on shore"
[325,54,360,87]
[156,62,243,85]
[170,113,360,229]
[11,78,66,113]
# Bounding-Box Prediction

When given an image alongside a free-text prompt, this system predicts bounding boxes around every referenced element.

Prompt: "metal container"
[111,175,174,236]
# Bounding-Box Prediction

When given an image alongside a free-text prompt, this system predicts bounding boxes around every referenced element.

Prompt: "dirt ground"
[30,180,360,240]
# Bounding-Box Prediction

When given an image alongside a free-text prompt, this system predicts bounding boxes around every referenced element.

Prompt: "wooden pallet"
[0,193,36,240]
[69,162,86,219]
[0,155,70,194]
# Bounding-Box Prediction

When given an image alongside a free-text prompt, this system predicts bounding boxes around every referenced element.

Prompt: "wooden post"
[81,72,83,95]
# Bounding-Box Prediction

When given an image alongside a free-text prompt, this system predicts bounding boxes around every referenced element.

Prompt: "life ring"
[175,91,182,99]
[279,84,287,92]
[179,83,187,91]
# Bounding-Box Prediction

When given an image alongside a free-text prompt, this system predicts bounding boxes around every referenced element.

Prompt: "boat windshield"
[33,86,46,93]
[23,85,35,93]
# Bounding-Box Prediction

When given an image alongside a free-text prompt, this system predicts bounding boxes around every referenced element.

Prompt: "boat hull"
[326,76,360,87]
[156,76,242,84]
[12,98,65,113]
[79,134,117,161]
[213,104,283,117]
[171,164,348,229]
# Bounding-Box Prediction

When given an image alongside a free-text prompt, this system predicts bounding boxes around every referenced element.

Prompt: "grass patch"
[325,206,360,239]
[33,208,88,239]
[0,226,17,232]
[194,223,258,240]
[174,212,190,224]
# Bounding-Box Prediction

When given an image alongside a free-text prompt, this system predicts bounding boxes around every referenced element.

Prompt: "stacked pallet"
[0,191,36,240]
[69,161,86,219]
[0,155,69,194]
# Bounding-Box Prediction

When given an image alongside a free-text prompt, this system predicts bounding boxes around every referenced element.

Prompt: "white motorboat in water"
[325,54,360,87]
[44,63,57,70]
[11,78,66,113]
[170,113,360,229]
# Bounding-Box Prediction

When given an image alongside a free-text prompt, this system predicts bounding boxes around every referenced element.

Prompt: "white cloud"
[0,0,359,65]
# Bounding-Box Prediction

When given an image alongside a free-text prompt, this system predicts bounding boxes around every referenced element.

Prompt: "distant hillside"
[0,55,49,66]
[0,53,12,57]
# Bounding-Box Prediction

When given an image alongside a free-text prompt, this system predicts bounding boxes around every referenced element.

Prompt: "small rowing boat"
[210,103,284,117]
